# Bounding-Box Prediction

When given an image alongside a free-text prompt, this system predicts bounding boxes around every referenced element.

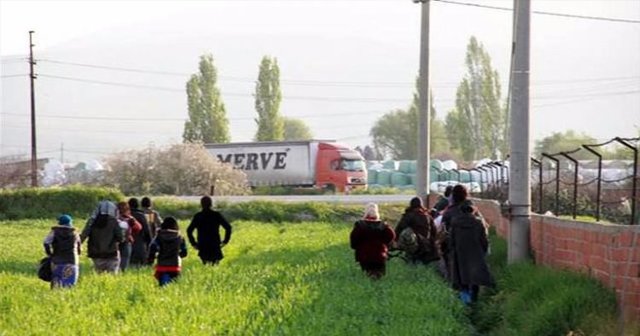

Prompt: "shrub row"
[0,186,124,220]
[0,186,408,224]
[154,198,408,224]
[472,231,619,336]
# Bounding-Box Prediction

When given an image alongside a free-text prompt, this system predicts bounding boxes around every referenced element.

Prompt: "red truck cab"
[315,142,367,192]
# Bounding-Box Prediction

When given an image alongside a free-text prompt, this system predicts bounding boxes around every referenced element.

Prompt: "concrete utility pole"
[415,0,431,206]
[508,0,531,263]
[29,31,38,187]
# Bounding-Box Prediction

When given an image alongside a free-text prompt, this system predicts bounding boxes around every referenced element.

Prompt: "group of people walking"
[42,187,491,300]
[42,196,232,288]
[349,184,495,304]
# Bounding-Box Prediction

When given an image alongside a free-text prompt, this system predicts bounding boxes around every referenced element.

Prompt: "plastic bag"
[38,257,52,282]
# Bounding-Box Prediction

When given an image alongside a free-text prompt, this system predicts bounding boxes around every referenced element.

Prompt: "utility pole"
[508,0,531,263]
[415,0,431,206]
[29,30,38,187]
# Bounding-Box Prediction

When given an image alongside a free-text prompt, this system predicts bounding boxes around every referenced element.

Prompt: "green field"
[0,219,470,336]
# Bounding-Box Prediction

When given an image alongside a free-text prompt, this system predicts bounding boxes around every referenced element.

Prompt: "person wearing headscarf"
[187,196,232,265]
[80,200,124,273]
[349,203,395,279]
[43,214,81,288]
[394,197,438,264]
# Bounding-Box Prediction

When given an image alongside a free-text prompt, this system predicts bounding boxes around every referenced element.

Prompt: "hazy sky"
[1,0,639,161]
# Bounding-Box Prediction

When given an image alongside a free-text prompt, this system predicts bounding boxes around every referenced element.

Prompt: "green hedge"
[0,186,125,220]
[152,198,408,224]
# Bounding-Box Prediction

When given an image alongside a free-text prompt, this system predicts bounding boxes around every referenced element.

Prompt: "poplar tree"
[254,56,284,141]
[183,54,230,143]
[445,36,506,161]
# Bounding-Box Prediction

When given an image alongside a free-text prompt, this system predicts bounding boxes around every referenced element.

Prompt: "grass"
[471,230,625,336]
[0,219,470,336]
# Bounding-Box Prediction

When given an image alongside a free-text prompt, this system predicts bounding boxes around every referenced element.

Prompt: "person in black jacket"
[148,217,187,286]
[80,201,124,273]
[442,184,494,303]
[128,197,153,267]
[187,196,232,265]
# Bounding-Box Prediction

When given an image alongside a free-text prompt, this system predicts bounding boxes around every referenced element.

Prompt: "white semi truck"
[205,140,367,192]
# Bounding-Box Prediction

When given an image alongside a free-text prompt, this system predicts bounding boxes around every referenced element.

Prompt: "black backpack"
[37,257,52,282]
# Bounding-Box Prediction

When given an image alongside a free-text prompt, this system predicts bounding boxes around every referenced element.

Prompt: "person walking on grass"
[350,203,395,279]
[141,196,162,236]
[394,197,439,265]
[128,197,153,267]
[187,196,232,265]
[148,217,187,286]
[441,184,494,304]
[43,214,81,288]
[81,201,124,274]
[116,201,142,272]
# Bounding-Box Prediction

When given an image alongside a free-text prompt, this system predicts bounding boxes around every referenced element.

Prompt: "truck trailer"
[205,140,367,192]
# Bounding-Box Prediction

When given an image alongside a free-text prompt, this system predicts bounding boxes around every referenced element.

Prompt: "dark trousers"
[359,262,386,279]
[156,272,180,286]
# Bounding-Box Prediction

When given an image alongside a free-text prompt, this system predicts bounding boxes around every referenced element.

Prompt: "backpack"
[397,228,419,254]
[37,257,52,282]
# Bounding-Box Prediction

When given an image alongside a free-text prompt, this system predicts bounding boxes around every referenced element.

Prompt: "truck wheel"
[323,184,336,194]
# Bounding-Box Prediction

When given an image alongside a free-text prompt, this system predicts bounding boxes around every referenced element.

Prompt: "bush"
[104,143,250,196]
[0,186,124,220]
[152,198,407,224]
[351,186,415,195]
[251,186,325,196]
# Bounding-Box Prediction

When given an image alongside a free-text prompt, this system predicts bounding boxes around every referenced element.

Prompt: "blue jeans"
[119,243,132,272]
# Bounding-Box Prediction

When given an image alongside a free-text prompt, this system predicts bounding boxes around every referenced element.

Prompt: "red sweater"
[350,220,395,264]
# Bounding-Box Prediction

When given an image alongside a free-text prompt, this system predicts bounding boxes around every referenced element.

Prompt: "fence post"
[615,137,638,225]
[560,150,580,220]
[542,153,560,216]
[582,145,602,222]
[531,157,542,213]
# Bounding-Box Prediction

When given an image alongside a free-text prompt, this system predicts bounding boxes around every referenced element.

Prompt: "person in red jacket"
[350,203,395,279]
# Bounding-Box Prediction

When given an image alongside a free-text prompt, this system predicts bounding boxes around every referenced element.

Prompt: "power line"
[38,58,640,87]
[0,74,28,78]
[433,0,640,24]
[36,58,422,87]
[535,89,640,100]
[38,73,183,92]
[0,58,27,63]
[36,73,640,105]
[0,108,391,122]
[37,73,410,102]
[37,59,191,77]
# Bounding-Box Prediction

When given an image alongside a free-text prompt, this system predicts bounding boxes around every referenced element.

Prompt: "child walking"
[148,217,187,286]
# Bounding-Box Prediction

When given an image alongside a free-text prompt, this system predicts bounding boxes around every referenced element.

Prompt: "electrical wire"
[0,74,27,78]
[433,0,640,24]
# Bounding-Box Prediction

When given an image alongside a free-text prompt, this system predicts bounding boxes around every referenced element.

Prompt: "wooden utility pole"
[29,30,38,187]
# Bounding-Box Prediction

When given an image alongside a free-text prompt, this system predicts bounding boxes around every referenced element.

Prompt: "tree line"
[182,38,637,163]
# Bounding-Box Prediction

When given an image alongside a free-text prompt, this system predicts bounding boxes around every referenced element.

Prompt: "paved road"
[178,194,413,204]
